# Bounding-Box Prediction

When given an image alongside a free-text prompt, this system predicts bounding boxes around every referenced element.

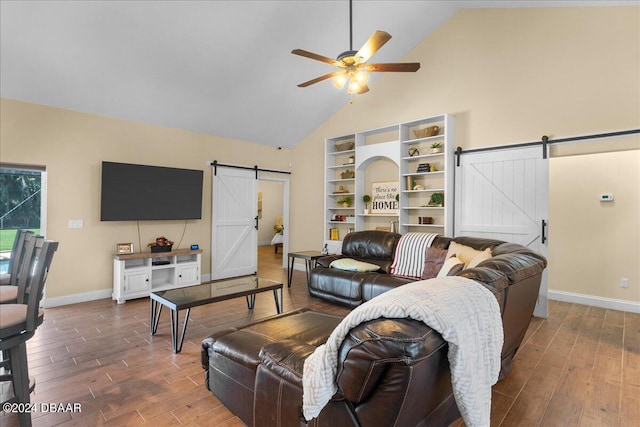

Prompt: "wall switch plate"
[68,219,83,229]
[620,278,629,288]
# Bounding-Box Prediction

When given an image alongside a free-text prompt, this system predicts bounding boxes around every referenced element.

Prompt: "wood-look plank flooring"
[1,245,638,426]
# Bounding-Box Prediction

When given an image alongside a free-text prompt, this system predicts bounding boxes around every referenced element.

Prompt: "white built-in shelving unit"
[324,114,455,250]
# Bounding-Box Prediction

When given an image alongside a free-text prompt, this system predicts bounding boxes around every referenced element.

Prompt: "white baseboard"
[43,289,112,308]
[44,273,213,308]
[548,290,640,314]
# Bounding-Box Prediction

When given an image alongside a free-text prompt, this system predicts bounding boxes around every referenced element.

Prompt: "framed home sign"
[371,181,399,214]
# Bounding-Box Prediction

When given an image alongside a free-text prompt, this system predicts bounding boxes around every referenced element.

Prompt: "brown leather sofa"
[201,232,547,427]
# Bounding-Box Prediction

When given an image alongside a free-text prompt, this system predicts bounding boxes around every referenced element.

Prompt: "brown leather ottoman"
[201,308,343,426]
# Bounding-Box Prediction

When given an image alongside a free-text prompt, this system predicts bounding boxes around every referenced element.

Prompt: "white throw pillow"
[447,242,492,266]
[437,256,464,278]
[330,258,380,272]
[468,248,492,268]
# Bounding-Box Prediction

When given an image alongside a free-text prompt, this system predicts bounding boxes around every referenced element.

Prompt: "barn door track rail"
[455,128,640,166]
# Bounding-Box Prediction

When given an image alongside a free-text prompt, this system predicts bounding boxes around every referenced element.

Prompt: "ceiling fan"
[292,0,420,95]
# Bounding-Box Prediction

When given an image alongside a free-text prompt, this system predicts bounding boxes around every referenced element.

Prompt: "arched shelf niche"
[354,149,400,231]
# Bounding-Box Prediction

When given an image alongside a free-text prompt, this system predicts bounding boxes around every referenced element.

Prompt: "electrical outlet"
[620,278,629,288]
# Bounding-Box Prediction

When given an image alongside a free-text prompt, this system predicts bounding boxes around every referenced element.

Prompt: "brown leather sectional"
[202,231,547,426]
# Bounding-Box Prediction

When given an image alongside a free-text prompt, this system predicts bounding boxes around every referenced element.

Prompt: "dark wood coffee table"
[150,275,283,353]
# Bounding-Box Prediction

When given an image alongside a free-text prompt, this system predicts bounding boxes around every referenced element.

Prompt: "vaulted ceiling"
[1,1,630,148]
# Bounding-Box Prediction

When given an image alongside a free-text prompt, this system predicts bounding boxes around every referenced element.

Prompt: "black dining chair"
[0,238,58,427]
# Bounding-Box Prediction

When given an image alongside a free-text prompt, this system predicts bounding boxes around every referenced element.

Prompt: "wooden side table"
[287,251,324,287]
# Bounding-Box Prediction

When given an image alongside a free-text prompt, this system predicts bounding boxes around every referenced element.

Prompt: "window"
[0,164,46,271]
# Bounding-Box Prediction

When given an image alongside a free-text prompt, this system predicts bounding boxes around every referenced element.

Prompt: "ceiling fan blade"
[356,31,391,62]
[297,71,344,88]
[291,49,339,66]
[365,63,421,72]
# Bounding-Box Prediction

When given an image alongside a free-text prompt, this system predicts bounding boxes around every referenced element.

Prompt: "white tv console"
[112,248,202,304]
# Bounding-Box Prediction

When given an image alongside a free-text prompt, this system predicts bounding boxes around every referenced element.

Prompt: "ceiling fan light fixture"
[353,68,369,85]
[332,73,348,89]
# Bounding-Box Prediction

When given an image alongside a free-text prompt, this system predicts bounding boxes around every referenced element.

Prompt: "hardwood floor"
[1,245,638,426]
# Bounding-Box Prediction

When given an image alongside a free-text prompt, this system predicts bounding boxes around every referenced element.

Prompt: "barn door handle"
[541,219,547,244]
[255,216,259,230]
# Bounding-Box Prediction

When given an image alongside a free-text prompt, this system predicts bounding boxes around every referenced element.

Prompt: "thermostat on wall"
[599,193,614,202]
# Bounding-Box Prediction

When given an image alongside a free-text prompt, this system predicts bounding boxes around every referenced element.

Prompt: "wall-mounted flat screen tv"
[100,161,203,221]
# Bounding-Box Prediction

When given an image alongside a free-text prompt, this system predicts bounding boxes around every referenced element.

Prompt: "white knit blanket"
[302,276,503,427]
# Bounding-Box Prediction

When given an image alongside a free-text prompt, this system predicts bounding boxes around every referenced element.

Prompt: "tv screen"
[100,161,203,221]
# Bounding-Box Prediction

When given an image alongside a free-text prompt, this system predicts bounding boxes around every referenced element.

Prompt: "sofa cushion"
[330,258,380,272]
[342,230,401,260]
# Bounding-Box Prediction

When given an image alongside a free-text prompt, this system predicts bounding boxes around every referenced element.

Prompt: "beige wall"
[0,99,292,300]
[290,6,640,304]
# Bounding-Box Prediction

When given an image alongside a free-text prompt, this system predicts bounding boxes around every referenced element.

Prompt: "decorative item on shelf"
[408,147,420,157]
[430,142,443,154]
[413,126,439,139]
[417,163,430,173]
[321,243,329,255]
[347,155,355,164]
[340,169,355,179]
[329,228,339,240]
[413,184,425,190]
[333,185,349,194]
[332,214,347,222]
[390,220,398,233]
[362,194,371,214]
[336,195,353,207]
[430,164,437,172]
[116,243,134,254]
[347,227,355,234]
[418,217,434,224]
[335,140,354,152]
[428,193,444,207]
[148,236,174,253]
[405,175,413,191]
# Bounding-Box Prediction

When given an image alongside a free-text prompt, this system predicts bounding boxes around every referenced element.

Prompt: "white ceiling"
[1,1,633,148]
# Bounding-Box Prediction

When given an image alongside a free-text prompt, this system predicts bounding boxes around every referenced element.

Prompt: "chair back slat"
[7,230,35,285]
[25,240,59,332]
[15,234,40,304]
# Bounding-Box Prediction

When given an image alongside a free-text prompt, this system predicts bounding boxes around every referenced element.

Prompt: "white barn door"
[454,146,549,317]
[211,167,257,280]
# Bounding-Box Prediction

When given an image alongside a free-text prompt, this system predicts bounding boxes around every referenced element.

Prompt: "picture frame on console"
[116,243,134,254]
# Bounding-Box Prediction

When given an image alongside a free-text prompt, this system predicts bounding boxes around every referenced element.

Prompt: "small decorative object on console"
[148,236,174,252]
[116,243,134,254]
